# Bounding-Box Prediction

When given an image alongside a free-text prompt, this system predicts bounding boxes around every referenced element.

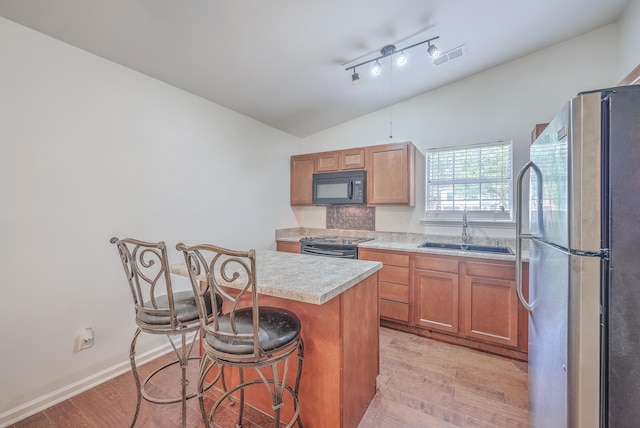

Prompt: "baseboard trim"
[0,342,175,427]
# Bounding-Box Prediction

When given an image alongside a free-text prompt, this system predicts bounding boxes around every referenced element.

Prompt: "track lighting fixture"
[427,40,440,58]
[397,51,407,65]
[351,70,360,85]
[345,36,440,83]
[371,60,382,75]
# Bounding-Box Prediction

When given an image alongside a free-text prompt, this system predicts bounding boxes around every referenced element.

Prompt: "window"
[425,141,513,220]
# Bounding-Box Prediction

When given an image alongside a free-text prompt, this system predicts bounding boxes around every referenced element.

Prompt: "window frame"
[422,141,514,223]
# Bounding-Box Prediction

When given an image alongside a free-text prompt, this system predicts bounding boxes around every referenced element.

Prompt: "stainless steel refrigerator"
[516,85,640,428]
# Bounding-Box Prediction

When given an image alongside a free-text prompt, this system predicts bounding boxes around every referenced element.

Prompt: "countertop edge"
[170,251,382,306]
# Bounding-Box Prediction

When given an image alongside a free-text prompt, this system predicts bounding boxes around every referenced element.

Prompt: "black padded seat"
[206,306,301,355]
[138,290,219,326]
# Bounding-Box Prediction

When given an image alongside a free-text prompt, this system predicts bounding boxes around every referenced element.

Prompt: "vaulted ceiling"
[0,0,630,137]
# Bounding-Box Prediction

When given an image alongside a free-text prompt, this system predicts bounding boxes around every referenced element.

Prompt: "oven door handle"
[301,247,356,258]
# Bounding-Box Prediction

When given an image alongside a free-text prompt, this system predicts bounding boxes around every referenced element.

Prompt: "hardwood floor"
[11,328,529,427]
[360,328,529,427]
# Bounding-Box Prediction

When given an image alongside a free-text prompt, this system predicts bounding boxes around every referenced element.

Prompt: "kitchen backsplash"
[326,205,375,231]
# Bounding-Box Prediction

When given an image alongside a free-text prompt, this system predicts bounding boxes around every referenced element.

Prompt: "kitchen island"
[171,250,382,428]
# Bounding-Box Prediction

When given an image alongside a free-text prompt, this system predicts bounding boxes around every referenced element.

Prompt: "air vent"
[432,45,466,67]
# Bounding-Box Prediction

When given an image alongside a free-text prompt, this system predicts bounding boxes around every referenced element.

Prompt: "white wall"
[618,0,640,80]
[0,17,300,423]
[296,24,622,238]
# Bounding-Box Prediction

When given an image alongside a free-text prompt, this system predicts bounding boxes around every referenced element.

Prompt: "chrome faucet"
[462,208,469,243]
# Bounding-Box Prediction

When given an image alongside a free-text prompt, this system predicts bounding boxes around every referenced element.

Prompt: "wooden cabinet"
[239,272,379,427]
[360,247,529,360]
[290,142,415,206]
[461,260,519,347]
[365,142,415,206]
[276,241,301,254]
[414,256,459,334]
[290,154,315,206]
[359,249,410,322]
[339,148,366,170]
[531,123,548,143]
[315,148,366,172]
[315,151,340,172]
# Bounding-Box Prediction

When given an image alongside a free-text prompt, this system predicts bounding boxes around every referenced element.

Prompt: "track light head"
[372,60,381,76]
[427,42,440,58]
[397,51,407,65]
[351,71,360,85]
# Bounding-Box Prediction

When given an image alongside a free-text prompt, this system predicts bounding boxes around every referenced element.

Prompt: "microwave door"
[317,182,348,199]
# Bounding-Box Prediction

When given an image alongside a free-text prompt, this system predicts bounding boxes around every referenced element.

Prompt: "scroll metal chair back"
[177,243,304,428]
[111,237,219,428]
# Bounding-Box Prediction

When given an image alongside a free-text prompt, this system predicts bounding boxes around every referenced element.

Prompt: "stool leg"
[198,354,214,427]
[236,367,245,428]
[270,363,283,428]
[295,340,304,428]
[129,329,143,428]
[179,331,188,428]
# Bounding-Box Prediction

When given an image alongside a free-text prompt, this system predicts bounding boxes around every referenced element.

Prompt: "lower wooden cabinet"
[276,241,301,253]
[462,261,519,347]
[359,248,528,360]
[359,249,410,322]
[414,256,459,334]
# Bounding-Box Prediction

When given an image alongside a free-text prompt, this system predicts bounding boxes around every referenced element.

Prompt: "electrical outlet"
[76,327,95,351]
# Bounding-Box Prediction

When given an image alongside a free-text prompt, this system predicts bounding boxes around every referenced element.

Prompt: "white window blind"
[426,142,513,216]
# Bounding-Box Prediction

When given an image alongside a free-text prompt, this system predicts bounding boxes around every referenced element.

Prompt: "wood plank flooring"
[11,327,529,427]
[359,328,529,427]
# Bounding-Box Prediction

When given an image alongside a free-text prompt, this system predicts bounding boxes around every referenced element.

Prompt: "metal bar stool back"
[176,243,304,428]
[110,237,220,427]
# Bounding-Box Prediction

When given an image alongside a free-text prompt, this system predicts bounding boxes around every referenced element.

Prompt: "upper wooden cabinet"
[290,142,416,206]
[290,154,315,206]
[315,151,340,172]
[339,148,366,170]
[315,148,366,172]
[365,142,416,206]
[531,123,549,143]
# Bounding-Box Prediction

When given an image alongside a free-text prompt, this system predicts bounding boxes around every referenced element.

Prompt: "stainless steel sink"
[418,242,513,254]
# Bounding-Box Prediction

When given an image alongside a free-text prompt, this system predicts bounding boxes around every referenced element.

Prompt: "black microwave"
[312,170,366,205]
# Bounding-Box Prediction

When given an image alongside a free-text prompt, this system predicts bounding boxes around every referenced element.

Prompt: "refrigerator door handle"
[515,161,542,312]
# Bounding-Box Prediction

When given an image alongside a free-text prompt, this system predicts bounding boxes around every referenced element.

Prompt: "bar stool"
[176,243,304,428]
[110,237,222,427]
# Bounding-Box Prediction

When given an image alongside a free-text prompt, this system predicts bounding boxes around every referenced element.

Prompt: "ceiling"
[0,0,630,137]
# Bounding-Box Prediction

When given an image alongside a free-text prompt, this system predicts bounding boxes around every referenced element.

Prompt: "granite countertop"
[276,228,529,262]
[171,250,382,305]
